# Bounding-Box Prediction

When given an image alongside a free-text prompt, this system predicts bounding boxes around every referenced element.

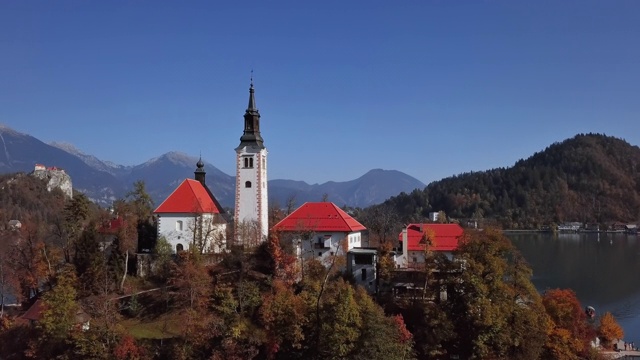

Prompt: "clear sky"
[1,1,639,185]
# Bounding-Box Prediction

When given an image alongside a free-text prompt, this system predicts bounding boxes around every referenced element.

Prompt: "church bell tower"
[234,79,268,246]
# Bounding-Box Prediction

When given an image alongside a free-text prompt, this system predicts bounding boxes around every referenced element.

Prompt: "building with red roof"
[153,160,227,254]
[396,223,464,268]
[272,202,366,265]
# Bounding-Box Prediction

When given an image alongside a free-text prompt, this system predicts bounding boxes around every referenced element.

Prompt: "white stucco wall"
[347,251,377,293]
[157,213,227,253]
[235,147,269,243]
[294,231,361,266]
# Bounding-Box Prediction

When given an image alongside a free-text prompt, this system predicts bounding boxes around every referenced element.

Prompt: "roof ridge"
[153,179,189,213]
[185,179,204,213]
[330,202,352,231]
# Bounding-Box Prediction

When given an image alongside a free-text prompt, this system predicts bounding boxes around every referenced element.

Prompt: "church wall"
[157,213,226,253]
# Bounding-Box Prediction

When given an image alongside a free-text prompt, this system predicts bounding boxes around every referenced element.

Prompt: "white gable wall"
[157,213,227,253]
[292,231,362,266]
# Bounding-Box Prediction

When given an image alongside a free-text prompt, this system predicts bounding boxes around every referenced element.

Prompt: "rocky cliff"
[31,167,73,198]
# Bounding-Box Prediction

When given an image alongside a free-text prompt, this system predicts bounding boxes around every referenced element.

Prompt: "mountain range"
[0,125,425,208]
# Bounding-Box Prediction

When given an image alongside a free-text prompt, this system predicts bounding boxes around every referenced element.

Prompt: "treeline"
[0,169,626,359]
[0,173,67,226]
[371,134,640,229]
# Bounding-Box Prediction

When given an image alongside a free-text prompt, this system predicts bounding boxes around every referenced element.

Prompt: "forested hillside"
[374,134,640,228]
[0,173,67,226]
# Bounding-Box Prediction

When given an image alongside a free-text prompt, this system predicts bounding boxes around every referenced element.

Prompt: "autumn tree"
[444,228,549,359]
[8,221,53,301]
[542,288,595,359]
[362,205,400,246]
[597,312,623,350]
[113,335,147,360]
[61,193,91,263]
[266,232,297,285]
[126,180,154,222]
[153,236,173,281]
[170,252,210,311]
[260,280,307,358]
[235,219,264,248]
[0,250,17,317]
[350,287,415,360]
[73,224,108,295]
[112,181,155,292]
[38,266,79,342]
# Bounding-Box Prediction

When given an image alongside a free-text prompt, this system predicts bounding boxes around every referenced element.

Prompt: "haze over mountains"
[0,125,425,208]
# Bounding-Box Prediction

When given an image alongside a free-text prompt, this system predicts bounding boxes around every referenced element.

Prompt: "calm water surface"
[509,232,640,343]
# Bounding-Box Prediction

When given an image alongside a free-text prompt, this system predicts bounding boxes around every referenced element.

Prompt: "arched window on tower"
[245,181,252,188]
[243,157,254,169]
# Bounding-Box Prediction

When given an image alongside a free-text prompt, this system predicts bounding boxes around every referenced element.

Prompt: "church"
[154,80,269,253]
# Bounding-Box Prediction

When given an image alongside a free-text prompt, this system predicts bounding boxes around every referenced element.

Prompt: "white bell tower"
[234,79,268,246]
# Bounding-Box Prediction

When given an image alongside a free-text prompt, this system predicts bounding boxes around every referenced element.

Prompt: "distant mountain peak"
[50,141,129,176]
[145,151,198,167]
[0,124,26,137]
[50,141,84,156]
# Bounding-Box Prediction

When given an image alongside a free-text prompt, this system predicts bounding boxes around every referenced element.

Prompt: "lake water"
[509,232,640,343]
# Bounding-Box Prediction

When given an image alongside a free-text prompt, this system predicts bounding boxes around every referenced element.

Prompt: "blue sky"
[1,1,639,185]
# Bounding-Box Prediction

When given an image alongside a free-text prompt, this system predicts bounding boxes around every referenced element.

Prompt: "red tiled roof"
[272,202,366,232]
[399,223,464,252]
[154,179,221,214]
[98,217,125,234]
[22,299,45,321]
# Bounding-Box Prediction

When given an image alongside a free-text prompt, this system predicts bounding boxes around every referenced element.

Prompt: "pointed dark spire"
[238,75,265,149]
[247,70,257,112]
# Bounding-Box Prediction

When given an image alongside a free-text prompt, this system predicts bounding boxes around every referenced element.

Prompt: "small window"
[176,220,183,231]
[330,251,334,256]
[318,252,322,257]
[354,254,373,265]
[243,157,254,168]
[176,244,184,252]
[245,181,252,188]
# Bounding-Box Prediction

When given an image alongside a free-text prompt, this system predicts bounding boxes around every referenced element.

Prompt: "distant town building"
[97,216,125,254]
[429,212,439,222]
[396,223,464,268]
[557,222,583,232]
[8,219,22,230]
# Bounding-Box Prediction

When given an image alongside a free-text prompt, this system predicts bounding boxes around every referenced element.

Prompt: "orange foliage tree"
[266,232,298,285]
[542,289,595,358]
[597,312,623,349]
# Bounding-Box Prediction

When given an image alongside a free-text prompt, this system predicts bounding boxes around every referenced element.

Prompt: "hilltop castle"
[31,164,73,198]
